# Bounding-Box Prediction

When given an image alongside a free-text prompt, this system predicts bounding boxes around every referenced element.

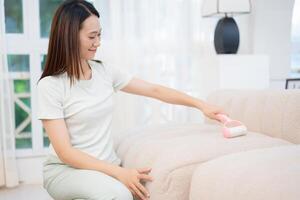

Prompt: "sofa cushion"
[206,90,300,144]
[189,145,300,200]
[115,123,220,168]
[115,123,292,200]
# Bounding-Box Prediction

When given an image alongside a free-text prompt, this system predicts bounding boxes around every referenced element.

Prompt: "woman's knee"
[71,175,133,200]
[45,167,134,200]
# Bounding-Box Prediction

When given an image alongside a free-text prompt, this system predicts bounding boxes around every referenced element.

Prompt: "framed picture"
[285,78,300,89]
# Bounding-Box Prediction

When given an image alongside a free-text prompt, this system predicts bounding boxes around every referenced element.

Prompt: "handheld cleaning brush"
[216,114,247,138]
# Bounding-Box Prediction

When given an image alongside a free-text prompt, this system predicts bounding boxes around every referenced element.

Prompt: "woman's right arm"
[42,119,152,200]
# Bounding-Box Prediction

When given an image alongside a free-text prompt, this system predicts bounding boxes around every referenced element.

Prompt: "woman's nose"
[93,43,100,48]
[94,36,101,47]
[94,40,100,47]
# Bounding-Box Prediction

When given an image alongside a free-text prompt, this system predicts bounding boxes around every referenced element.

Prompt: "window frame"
[4,0,49,157]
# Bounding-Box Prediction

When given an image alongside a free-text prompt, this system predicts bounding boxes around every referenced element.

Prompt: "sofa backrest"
[206,89,300,144]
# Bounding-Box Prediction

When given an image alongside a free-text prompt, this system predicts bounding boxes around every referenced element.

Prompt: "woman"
[37,0,224,200]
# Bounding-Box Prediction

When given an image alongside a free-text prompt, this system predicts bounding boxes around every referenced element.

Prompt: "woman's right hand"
[115,167,153,200]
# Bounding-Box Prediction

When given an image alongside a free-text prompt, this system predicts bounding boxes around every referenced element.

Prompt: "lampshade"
[202,0,251,17]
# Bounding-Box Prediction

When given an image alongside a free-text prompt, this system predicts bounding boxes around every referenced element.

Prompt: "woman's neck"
[79,60,92,80]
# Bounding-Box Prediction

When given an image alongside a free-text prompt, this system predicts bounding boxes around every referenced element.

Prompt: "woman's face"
[79,15,101,60]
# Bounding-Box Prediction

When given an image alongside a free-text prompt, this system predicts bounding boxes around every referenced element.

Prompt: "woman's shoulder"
[37,73,66,90]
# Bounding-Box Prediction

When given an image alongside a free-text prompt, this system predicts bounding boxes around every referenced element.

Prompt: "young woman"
[37,0,224,200]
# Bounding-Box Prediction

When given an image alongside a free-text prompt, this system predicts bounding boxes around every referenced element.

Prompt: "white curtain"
[0,0,19,188]
[94,0,209,133]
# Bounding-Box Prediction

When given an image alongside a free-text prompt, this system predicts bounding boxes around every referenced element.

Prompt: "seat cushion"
[190,145,300,200]
[115,123,220,168]
[115,123,292,200]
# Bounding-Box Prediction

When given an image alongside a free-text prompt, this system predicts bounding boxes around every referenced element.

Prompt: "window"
[291,0,300,77]
[4,0,23,33]
[39,0,63,38]
[3,0,62,156]
[40,54,49,147]
[8,55,32,149]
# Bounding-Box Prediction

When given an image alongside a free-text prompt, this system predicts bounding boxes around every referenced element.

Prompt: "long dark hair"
[39,0,100,85]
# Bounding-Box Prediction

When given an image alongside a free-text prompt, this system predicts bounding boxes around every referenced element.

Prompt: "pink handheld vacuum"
[216,114,247,138]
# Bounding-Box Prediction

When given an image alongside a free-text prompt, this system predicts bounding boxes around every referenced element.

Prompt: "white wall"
[197,0,295,89]
[17,157,44,184]
[250,0,295,88]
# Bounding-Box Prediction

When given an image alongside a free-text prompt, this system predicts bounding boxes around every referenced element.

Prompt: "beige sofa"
[114,89,300,200]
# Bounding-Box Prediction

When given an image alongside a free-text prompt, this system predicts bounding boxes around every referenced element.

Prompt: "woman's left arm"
[121,78,224,121]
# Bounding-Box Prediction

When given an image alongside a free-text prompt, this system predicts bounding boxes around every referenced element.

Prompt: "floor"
[0,184,53,200]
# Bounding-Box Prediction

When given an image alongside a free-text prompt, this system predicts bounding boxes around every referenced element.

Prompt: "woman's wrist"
[109,165,123,180]
[194,99,206,111]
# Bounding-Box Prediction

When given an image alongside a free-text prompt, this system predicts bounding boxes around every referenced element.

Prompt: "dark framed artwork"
[285,78,300,89]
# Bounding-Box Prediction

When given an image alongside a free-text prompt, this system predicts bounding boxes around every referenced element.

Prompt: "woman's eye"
[89,37,95,39]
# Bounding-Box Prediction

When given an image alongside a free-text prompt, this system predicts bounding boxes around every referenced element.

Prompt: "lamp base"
[214,16,240,54]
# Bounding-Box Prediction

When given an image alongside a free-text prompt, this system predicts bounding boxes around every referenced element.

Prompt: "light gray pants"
[43,155,134,200]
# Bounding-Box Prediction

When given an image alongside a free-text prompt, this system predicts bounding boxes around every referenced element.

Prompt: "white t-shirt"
[37,60,132,165]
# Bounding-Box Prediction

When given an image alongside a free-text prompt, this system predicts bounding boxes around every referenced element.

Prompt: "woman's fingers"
[135,181,150,198]
[137,167,151,174]
[138,173,153,182]
[130,183,148,200]
[125,168,153,199]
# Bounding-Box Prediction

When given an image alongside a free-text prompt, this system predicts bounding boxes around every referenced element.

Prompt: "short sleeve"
[103,63,133,92]
[37,77,64,120]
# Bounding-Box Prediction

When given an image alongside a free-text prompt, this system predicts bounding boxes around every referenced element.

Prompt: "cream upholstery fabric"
[116,123,220,168]
[115,123,291,200]
[190,145,300,200]
[206,90,300,144]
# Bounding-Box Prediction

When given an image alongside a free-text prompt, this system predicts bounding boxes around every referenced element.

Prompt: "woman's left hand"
[201,102,225,122]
